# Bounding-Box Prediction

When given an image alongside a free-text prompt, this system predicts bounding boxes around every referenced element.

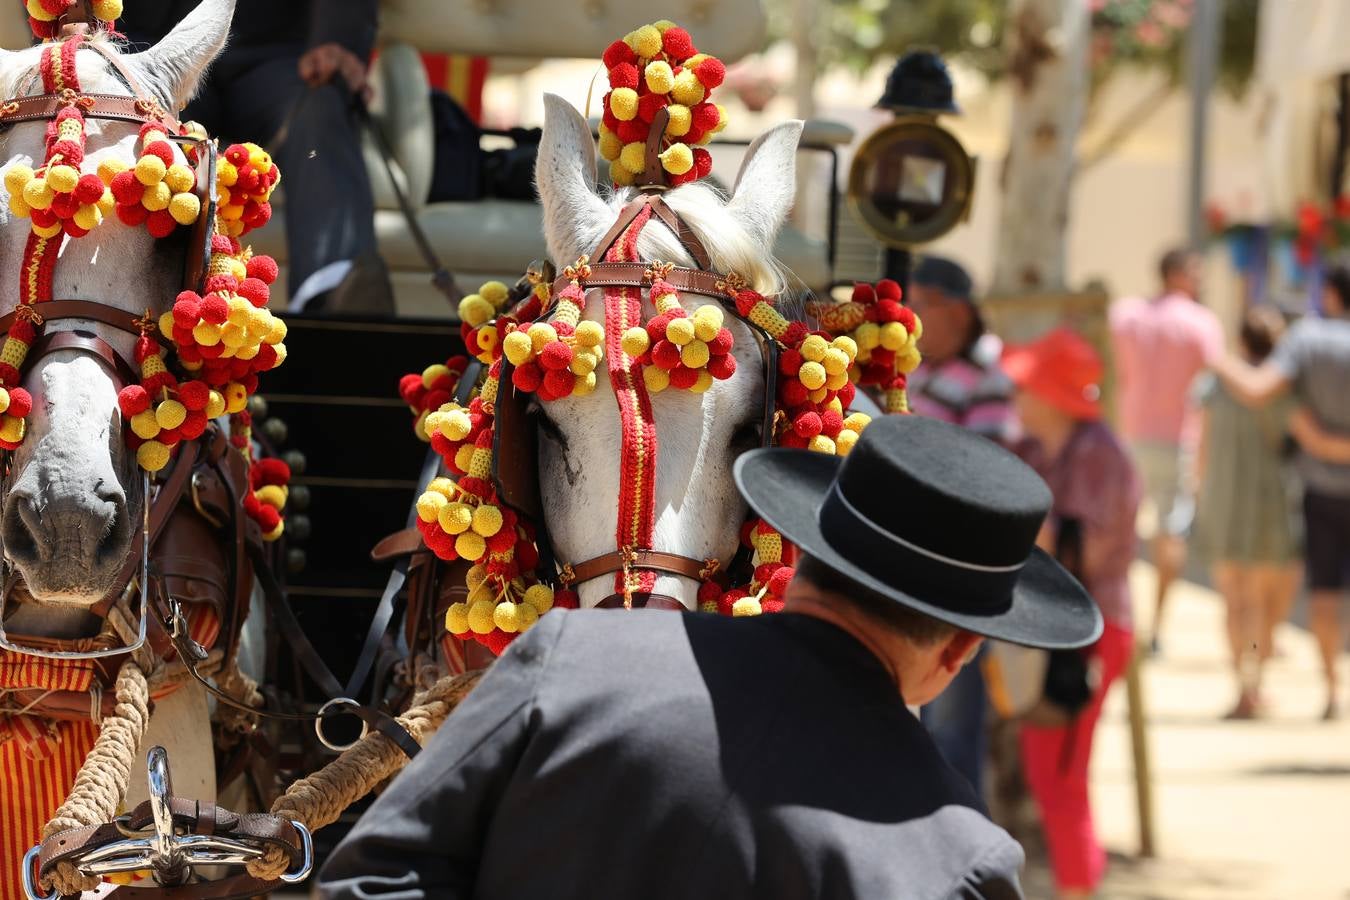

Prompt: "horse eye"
[529,401,566,447]
[730,419,762,451]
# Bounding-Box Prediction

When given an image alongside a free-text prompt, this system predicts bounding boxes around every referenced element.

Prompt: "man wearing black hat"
[320,416,1102,900]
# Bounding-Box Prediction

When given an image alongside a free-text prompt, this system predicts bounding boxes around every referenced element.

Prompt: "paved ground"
[1021,563,1350,899]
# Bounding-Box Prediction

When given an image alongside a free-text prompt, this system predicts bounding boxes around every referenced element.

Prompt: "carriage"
[0,2,919,897]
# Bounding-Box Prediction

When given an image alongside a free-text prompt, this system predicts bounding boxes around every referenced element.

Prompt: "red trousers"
[1019,621,1134,892]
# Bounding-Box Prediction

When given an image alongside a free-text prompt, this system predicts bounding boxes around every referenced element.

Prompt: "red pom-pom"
[781,322,809,346]
[62,221,89,238]
[608,62,640,90]
[768,566,794,597]
[199,293,229,324]
[616,118,649,145]
[117,385,150,417]
[781,380,809,408]
[645,314,670,342]
[538,341,573,372]
[146,209,177,238]
[173,292,201,325]
[669,365,699,390]
[110,170,142,204]
[851,282,877,304]
[177,380,209,411]
[74,174,105,205]
[512,361,543,393]
[515,540,540,572]
[51,193,79,219]
[707,327,734,356]
[717,588,745,617]
[793,411,823,438]
[876,278,902,301]
[662,27,695,61]
[692,148,713,180]
[708,354,736,380]
[210,233,235,254]
[694,57,726,89]
[145,141,174,167]
[8,388,32,419]
[896,306,917,332]
[253,457,291,487]
[651,340,681,370]
[179,412,208,440]
[398,373,424,404]
[821,409,844,437]
[837,381,857,409]
[637,91,669,123]
[246,254,279,285]
[29,208,56,228]
[778,348,803,376]
[876,299,903,323]
[224,145,250,167]
[237,277,270,307]
[691,102,721,134]
[603,39,637,68]
[542,368,575,397]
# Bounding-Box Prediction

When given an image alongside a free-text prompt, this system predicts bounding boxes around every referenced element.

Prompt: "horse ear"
[127,0,235,112]
[537,93,612,266]
[728,119,804,250]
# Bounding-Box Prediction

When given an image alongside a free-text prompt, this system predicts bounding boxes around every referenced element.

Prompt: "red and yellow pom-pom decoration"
[244,457,290,542]
[503,273,605,402]
[458,281,512,364]
[24,0,122,41]
[621,271,735,394]
[598,21,726,188]
[214,143,280,239]
[117,335,219,473]
[106,124,202,238]
[808,279,921,414]
[400,355,470,441]
[5,107,116,239]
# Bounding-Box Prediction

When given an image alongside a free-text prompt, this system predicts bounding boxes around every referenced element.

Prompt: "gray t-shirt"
[1270,317,1350,496]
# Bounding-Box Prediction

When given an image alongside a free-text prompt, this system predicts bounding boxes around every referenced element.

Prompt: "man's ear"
[938,631,983,674]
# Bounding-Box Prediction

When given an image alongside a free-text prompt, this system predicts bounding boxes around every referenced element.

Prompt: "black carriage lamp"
[849,49,977,287]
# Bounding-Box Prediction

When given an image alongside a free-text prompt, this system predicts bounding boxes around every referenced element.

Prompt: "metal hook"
[146,746,187,886]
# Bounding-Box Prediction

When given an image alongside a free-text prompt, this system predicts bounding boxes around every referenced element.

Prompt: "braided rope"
[40,659,151,896]
[245,669,484,881]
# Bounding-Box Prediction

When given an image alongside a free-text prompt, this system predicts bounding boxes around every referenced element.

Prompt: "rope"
[213,660,262,737]
[246,669,484,881]
[40,659,151,896]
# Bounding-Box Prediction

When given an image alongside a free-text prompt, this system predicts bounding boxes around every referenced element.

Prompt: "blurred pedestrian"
[1109,248,1223,654]
[1002,327,1141,899]
[1191,307,1300,718]
[906,255,1014,796]
[1215,265,1350,720]
[120,0,398,313]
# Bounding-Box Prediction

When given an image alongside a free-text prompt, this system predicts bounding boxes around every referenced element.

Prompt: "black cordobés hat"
[733,415,1103,650]
[911,255,974,302]
[876,49,961,115]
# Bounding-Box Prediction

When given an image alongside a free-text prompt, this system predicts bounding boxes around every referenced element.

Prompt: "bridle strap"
[0,91,179,131]
[596,593,688,610]
[27,328,139,386]
[562,547,719,587]
[647,195,712,270]
[0,298,158,338]
[550,265,730,302]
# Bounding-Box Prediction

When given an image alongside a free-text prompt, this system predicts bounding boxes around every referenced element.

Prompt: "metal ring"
[278,822,315,884]
[20,846,56,900]
[315,698,368,752]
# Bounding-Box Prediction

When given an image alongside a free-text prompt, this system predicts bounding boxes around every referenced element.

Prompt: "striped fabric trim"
[0,653,95,693]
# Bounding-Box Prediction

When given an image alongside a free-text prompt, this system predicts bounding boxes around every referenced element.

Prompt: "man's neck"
[784,585,908,697]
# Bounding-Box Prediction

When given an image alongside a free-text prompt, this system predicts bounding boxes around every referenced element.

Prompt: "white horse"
[0,0,241,814]
[533,94,802,610]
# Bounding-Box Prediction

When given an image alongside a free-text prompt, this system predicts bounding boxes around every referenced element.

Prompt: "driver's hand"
[298,43,373,103]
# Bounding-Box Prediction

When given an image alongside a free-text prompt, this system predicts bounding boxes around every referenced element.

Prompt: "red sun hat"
[1001,327,1104,421]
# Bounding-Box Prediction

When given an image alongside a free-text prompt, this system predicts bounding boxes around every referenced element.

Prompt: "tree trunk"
[991,0,1090,300]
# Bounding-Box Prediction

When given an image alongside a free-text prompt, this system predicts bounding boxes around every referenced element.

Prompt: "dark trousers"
[184,47,378,300]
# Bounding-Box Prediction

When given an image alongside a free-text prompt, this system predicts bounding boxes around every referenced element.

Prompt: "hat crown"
[834,416,1049,570]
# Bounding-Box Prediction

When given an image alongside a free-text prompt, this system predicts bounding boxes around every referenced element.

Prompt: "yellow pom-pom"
[442,408,474,441]
[680,339,710,369]
[130,409,160,439]
[155,399,187,430]
[644,60,675,94]
[458,294,494,327]
[621,327,650,358]
[713,104,729,134]
[8,194,30,218]
[467,599,496,635]
[46,165,78,194]
[800,334,829,362]
[671,70,706,105]
[618,142,647,175]
[503,330,534,366]
[570,350,598,376]
[455,531,486,561]
[466,564,488,592]
[193,321,221,347]
[445,602,470,635]
[643,365,670,393]
[96,158,128,185]
[831,335,859,361]
[438,502,473,535]
[836,429,859,455]
[137,440,171,472]
[527,322,558,353]
[628,24,663,58]
[573,370,598,396]
[256,484,287,510]
[898,347,922,375]
[517,602,539,631]
[598,128,622,162]
[73,204,102,231]
[471,504,504,537]
[822,348,850,376]
[798,361,827,390]
[0,388,9,415]
[454,444,476,473]
[96,190,115,218]
[690,369,714,394]
[880,321,908,351]
[825,369,849,391]
[524,584,554,615]
[163,164,194,194]
[417,491,448,523]
[843,412,872,433]
[135,155,167,186]
[610,87,639,121]
[142,181,171,212]
[665,104,691,137]
[659,142,693,176]
[809,434,837,455]
[205,390,226,419]
[611,163,636,187]
[428,476,457,498]
[693,310,722,342]
[169,192,200,226]
[224,382,249,414]
[574,320,604,348]
[493,601,522,633]
[32,220,62,238]
[665,317,695,346]
[91,0,122,19]
[22,177,53,211]
[4,164,33,196]
[732,596,763,617]
[0,414,23,444]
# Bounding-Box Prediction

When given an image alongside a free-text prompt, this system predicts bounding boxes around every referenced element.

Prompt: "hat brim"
[734,448,1104,651]
[1001,348,1102,421]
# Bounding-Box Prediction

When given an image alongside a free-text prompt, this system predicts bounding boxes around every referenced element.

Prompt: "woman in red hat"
[1002,327,1141,898]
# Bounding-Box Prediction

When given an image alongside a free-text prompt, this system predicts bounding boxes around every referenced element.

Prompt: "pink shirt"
[1109,292,1224,445]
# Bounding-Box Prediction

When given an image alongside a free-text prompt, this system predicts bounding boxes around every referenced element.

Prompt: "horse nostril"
[2,491,42,564]
[93,485,129,567]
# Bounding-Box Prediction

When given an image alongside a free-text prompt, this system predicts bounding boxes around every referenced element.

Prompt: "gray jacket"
[320,609,1025,900]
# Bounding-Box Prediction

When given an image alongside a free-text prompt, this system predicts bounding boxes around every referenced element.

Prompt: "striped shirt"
[908,355,1016,442]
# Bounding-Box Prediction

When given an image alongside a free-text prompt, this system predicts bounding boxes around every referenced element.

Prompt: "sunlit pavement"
[1022,562,1350,899]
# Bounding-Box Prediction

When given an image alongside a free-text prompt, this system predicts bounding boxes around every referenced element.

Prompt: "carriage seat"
[249,43,850,318]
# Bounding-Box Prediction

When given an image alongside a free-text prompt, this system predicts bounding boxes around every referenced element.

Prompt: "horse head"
[534,93,802,610]
[0,0,234,610]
